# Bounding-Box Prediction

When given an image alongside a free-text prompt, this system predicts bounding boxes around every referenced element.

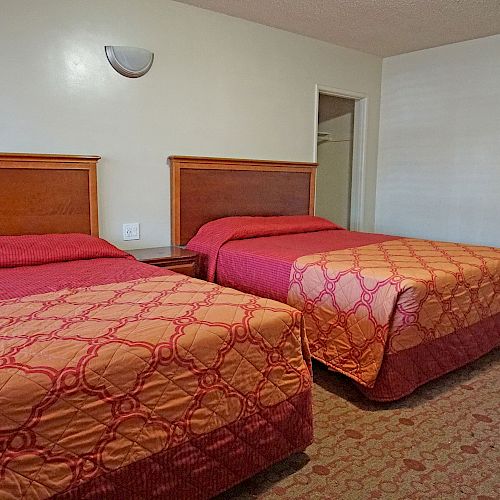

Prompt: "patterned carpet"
[218,349,499,499]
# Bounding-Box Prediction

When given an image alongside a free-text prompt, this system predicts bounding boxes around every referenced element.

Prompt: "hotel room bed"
[0,154,313,499]
[0,235,313,500]
[170,156,500,402]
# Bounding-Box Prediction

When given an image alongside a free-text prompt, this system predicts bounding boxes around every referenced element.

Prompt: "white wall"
[376,35,500,247]
[0,0,382,248]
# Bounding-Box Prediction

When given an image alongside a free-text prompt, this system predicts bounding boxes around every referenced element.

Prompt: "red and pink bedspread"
[0,234,313,498]
[188,216,500,401]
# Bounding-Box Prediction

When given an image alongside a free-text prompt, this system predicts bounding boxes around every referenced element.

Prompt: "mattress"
[0,234,313,499]
[187,215,500,401]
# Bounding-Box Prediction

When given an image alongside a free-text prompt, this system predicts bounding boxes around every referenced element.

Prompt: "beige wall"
[0,0,382,247]
[377,34,500,247]
[316,95,354,227]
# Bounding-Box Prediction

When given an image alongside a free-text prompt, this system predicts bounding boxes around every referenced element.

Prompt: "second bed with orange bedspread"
[188,216,500,401]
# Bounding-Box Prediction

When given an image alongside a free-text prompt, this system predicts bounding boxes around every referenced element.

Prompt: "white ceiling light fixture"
[105,46,154,78]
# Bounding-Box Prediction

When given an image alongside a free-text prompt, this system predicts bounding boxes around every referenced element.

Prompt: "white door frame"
[313,84,368,231]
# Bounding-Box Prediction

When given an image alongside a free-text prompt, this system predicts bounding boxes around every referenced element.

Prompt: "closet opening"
[313,86,368,231]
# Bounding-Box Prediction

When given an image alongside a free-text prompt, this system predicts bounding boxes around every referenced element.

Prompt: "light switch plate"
[123,223,140,241]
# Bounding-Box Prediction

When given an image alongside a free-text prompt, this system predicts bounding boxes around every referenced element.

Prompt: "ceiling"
[175,0,500,57]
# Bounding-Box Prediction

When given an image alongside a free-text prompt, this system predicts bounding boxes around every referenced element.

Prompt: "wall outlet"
[123,223,140,241]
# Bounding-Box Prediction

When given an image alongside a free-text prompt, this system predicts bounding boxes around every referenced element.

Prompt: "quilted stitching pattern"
[0,274,311,498]
[288,238,500,388]
[55,391,313,500]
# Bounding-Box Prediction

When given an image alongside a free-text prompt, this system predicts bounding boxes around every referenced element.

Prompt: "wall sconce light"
[105,46,154,78]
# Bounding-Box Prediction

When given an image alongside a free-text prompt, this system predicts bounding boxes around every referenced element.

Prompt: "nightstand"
[128,246,199,278]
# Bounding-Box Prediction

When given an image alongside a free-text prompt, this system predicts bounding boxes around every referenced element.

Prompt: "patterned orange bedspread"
[0,274,311,498]
[288,238,500,387]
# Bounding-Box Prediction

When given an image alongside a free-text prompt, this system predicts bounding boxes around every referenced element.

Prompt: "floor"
[218,349,500,499]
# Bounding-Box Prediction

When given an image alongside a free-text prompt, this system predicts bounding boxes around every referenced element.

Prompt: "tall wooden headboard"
[169,156,317,246]
[0,153,100,236]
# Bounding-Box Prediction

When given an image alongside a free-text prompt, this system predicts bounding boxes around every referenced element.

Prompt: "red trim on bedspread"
[186,215,341,282]
[358,312,500,401]
[216,230,399,302]
[54,389,313,500]
[0,257,172,299]
[0,233,130,269]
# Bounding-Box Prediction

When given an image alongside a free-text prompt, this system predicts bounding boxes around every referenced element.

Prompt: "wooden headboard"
[0,153,100,236]
[169,156,317,246]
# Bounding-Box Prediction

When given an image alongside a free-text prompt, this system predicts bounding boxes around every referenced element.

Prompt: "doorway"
[314,86,367,231]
